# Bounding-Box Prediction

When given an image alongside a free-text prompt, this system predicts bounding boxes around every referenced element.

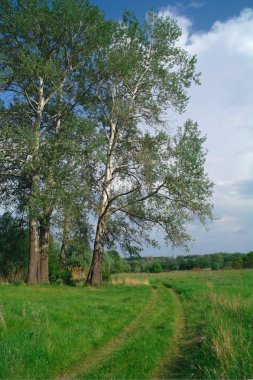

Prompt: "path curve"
[152,288,185,380]
[56,287,158,380]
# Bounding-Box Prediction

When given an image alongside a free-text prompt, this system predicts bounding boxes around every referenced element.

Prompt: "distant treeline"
[126,252,253,273]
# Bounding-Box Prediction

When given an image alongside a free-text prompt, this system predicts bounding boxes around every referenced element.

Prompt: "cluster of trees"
[0,212,29,279]
[0,0,213,285]
[1,212,252,282]
[0,212,129,282]
[127,252,253,272]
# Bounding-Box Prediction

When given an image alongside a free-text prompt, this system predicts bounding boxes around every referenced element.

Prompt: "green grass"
[1,270,253,379]
[0,284,151,379]
[115,270,253,379]
[81,287,181,380]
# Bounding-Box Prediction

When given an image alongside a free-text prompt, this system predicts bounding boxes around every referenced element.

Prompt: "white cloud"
[174,1,206,11]
[150,6,253,255]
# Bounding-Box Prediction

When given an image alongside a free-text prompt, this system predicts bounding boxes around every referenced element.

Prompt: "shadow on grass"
[160,284,206,379]
[167,331,205,379]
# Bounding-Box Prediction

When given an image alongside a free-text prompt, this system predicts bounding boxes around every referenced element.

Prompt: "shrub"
[149,262,162,273]
[61,269,74,285]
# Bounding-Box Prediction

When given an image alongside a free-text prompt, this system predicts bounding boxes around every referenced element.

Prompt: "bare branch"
[111,181,166,215]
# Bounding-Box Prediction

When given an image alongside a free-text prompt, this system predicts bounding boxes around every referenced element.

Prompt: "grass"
[0,282,180,380]
[80,287,182,379]
[0,284,151,379]
[114,270,253,379]
[1,270,253,379]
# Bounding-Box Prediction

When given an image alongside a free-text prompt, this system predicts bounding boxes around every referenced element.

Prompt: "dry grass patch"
[111,277,150,286]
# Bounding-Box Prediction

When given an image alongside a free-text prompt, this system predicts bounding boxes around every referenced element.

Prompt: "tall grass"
[0,284,151,379]
[1,270,253,379]
[81,287,180,380]
[114,270,253,379]
[202,289,253,379]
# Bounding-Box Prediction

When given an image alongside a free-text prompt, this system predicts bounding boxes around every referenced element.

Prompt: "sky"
[91,0,253,255]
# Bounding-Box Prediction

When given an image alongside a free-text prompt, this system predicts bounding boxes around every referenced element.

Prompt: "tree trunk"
[86,219,105,285]
[39,222,50,283]
[60,212,71,264]
[27,77,45,285]
[86,122,117,285]
[60,241,67,264]
[27,216,40,285]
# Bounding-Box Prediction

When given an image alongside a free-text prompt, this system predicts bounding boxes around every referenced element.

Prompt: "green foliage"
[82,8,213,276]
[0,0,213,284]
[0,0,110,284]
[126,252,253,273]
[0,212,28,279]
[60,269,73,286]
[244,251,253,268]
[101,249,130,281]
[0,212,76,283]
[48,242,78,285]
[129,259,142,273]
[63,215,92,268]
[149,262,162,273]
[48,248,62,283]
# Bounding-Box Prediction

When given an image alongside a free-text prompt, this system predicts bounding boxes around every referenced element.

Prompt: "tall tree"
[0,0,108,284]
[0,212,29,279]
[84,13,213,284]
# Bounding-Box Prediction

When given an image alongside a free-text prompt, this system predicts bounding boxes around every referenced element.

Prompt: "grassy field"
[0,283,180,379]
[115,270,253,379]
[0,270,253,379]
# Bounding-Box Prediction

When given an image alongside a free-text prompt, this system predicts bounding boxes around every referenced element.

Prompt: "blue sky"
[91,0,253,31]
[91,0,253,256]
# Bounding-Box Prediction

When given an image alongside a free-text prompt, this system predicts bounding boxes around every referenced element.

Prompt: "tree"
[0,0,107,284]
[84,12,213,284]
[231,254,243,269]
[195,255,211,269]
[244,251,253,268]
[210,253,224,270]
[149,262,162,273]
[0,212,29,279]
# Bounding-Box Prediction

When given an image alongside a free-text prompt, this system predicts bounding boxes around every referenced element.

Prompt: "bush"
[49,251,62,283]
[0,213,29,280]
[61,269,74,285]
[102,269,110,282]
[149,262,162,273]
[49,250,74,285]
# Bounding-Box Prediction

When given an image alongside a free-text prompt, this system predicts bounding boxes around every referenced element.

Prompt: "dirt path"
[57,286,188,380]
[56,287,158,380]
[152,288,185,380]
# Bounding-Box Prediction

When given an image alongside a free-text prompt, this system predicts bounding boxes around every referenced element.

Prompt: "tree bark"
[39,220,50,283]
[86,122,117,285]
[60,211,71,264]
[60,241,67,264]
[86,219,105,285]
[27,216,40,284]
[27,77,45,284]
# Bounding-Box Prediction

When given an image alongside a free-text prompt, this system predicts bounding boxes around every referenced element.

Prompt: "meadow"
[0,270,253,379]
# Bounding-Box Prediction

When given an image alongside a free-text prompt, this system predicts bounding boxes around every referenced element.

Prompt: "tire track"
[152,288,185,380]
[56,287,158,380]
